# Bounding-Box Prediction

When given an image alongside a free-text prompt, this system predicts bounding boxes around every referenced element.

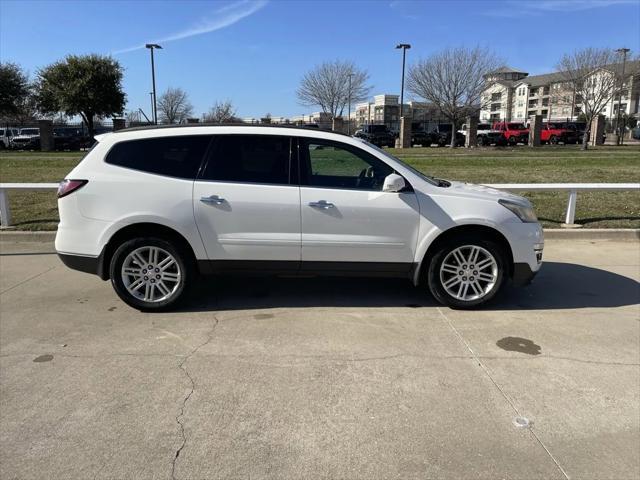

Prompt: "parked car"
[410,128,434,147]
[459,123,507,146]
[55,125,543,311]
[11,127,40,150]
[632,127,640,140]
[53,127,91,151]
[0,127,19,149]
[431,124,465,147]
[353,124,396,148]
[492,122,529,145]
[562,122,605,144]
[539,122,578,144]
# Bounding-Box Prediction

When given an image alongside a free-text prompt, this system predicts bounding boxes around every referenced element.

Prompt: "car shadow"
[181,261,639,312]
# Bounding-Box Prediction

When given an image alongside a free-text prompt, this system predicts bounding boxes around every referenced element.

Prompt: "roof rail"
[117,123,352,137]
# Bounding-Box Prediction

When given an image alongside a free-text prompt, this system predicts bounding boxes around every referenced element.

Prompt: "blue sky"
[1,0,639,119]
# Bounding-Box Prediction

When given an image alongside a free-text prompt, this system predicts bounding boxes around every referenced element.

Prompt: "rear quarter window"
[105,135,212,179]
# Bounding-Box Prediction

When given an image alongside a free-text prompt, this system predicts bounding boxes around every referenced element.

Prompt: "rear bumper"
[57,251,106,279]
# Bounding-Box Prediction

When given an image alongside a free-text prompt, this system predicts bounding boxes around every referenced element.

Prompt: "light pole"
[347,72,354,135]
[145,43,162,124]
[396,43,411,120]
[615,47,630,145]
[149,92,154,125]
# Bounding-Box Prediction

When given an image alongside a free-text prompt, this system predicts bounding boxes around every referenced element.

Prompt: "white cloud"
[485,0,638,17]
[113,0,267,54]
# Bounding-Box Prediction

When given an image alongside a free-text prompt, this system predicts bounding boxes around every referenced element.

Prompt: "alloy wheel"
[439,245,499,301]
[121,246,182,303]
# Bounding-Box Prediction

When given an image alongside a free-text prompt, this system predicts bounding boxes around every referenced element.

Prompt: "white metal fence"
[0,182,638,228]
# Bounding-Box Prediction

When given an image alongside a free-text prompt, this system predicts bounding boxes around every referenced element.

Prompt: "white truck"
[0,127,19,149]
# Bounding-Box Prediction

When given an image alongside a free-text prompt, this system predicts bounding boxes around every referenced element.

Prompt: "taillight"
[57,179,88,198]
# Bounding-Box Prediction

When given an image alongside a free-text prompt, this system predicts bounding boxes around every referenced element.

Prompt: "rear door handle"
[200,195,226,205]
[308,200,334,209]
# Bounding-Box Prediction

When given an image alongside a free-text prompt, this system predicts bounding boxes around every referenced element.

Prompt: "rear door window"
[200,135,292,185]
[105,135,212,179]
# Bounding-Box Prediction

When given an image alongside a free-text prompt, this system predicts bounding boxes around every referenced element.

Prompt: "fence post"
[562,189,580,228]
[397,116,412,148]
[529,115,542,147]
[112,118,126,131]
[38,119,54,151]
[465,116,478,148]
[590,114,605,146]
[0,190,12,228]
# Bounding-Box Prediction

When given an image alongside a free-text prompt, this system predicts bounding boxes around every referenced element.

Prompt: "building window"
[491,92,502,101]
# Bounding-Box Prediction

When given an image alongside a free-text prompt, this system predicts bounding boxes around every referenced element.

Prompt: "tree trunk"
[450,120,457,148]
[582,120,590,151]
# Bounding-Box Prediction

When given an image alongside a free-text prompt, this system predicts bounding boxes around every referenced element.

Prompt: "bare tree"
[157,87,193,124]
[556,48,625,150]
[407,46,502,147]
[297,60,371,119]
[203,100,238,123]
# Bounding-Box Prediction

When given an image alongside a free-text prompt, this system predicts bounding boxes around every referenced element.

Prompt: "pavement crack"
[436,307,571,480]
[0,265,57,295]
[171,316,219,480]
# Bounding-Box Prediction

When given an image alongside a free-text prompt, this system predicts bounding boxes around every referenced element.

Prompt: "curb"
[0,231,56,242]
[1,229,638,243]
[543,228,639,241]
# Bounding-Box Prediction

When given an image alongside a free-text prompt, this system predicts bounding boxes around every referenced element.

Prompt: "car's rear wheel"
[427,237,507,308]
[549,135,559,145]
[110,237,192,311]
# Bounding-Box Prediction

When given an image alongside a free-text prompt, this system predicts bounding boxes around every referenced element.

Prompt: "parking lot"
[1,236,638,479]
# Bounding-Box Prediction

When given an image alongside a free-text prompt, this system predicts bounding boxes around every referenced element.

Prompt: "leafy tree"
[157,87,193,124]
[0,62,30,116]
[297,60,371,119]
[35,54,125,135]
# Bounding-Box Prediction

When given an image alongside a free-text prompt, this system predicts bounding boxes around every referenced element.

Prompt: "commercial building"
[480,62,640,123]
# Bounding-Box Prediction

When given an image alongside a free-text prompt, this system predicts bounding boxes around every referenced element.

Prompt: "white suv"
[56,125,543,310]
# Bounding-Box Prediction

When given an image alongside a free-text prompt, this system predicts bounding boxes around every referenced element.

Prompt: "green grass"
[1,146,639,230]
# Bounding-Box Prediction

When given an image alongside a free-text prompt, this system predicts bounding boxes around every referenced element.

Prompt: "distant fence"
[0,182,638,229]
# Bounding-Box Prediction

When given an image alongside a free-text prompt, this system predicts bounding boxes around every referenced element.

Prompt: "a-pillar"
[38,119,54,152]
[528,115,542,147]
[590,114,605,146]
[465,116,478,148]
[396,116,412,149]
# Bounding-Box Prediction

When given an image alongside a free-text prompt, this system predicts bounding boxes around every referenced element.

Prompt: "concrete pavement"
[0,238,638,479]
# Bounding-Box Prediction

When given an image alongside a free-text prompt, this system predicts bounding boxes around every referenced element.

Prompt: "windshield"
[20,128,39,135]
[359,140,439,186]
[477,124,491,130]
[547,123,564,129]
[507,123,526,130]
[370,125,387,133]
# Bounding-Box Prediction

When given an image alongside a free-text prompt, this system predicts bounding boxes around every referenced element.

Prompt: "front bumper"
[512,262,538,285]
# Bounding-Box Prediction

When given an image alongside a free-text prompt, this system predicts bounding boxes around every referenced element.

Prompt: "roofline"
[117,123,340,134]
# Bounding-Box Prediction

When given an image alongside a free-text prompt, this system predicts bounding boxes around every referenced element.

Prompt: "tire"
[477,136,486,146]
[426,236,507,309]
[549,135,558,145]
[109,237,193,311]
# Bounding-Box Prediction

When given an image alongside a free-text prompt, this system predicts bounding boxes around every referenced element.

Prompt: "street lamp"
[145,43,162,124]
[347,72,354,135]
[396,43,411,119]
[615,47,630,145]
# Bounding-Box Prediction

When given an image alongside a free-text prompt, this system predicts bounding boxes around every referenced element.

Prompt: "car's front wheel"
[427,237,507,308]
[109,237,192,311]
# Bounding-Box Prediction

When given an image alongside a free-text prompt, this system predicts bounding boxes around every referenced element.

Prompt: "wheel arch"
[98,223,198,280]
[414,224,514,285]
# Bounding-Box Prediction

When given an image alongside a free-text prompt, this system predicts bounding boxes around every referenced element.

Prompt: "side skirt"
[197,260,416,279]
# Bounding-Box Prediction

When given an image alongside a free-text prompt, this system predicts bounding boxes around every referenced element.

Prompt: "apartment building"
[354,95,441,131]
[481,61,640,122]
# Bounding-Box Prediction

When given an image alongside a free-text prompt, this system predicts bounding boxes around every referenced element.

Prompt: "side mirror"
[382,173,406,192]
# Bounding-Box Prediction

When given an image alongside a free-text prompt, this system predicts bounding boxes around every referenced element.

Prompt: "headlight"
[499,199,538,223]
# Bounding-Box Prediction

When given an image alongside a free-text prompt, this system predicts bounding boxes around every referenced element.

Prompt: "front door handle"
[200,195,226,205]
[308,200,334,209]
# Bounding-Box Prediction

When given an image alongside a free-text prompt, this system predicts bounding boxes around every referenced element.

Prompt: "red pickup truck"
[540,122,579,144]
[491,122,529,145]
